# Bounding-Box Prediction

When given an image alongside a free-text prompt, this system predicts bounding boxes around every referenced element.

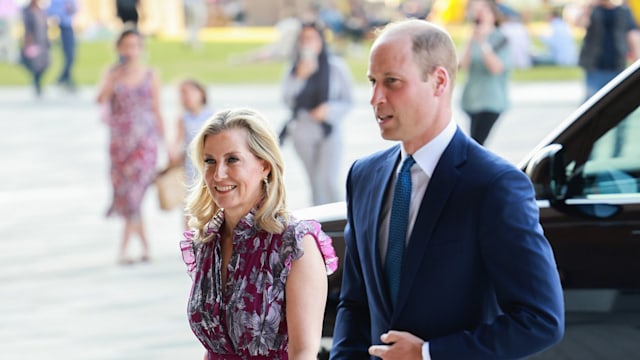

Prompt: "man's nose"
[370,84,385,106]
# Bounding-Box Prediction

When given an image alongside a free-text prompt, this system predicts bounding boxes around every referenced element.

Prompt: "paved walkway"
[0,81,593,359]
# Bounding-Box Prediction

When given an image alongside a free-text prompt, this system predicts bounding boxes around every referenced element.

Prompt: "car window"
[566,105,640,199]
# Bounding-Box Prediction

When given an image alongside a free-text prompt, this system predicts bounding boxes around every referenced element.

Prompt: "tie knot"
[400,156,415,174]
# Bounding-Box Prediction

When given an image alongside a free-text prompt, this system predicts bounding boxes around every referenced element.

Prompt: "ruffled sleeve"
[288,219,338,275]
[180,230,197,279]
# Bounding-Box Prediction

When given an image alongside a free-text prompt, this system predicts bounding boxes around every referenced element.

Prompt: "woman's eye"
[204,158,215,165]
[227,156,239,163]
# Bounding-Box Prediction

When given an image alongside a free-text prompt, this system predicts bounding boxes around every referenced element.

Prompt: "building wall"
[74,0,184,37]
[243,0,315,26]
[72,0,318,35]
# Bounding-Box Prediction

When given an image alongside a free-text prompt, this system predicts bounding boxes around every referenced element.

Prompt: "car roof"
[293,201,346,222]
[517,59,640,171]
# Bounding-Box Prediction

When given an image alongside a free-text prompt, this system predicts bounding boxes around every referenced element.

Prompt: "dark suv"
[295,59,640,338]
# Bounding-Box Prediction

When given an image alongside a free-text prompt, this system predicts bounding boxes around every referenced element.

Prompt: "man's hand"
[368,330,424,360]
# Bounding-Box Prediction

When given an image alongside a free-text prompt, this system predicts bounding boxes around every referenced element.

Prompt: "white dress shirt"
[378,119,457,360]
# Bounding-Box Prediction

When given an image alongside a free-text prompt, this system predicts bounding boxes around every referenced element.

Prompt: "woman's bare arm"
[286,234,328,360]
[96,67,117,104]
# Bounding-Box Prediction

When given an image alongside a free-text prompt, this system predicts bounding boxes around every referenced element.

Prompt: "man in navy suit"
[330,19,564,360]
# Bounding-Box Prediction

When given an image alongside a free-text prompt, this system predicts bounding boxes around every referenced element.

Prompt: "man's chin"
[379,129,399,141]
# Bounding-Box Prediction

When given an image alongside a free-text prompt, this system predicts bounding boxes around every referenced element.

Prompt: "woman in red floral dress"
[97,29,167,264]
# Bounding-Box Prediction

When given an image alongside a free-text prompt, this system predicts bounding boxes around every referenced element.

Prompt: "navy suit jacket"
[330,128,564,359]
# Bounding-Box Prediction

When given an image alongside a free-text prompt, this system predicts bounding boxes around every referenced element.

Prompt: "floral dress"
[105,70,159,219]
[180,210,338,359]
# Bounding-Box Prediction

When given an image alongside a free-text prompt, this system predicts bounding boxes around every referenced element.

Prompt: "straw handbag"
[155,164,186,211]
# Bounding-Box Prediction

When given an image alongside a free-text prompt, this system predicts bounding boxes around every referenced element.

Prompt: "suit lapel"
[370,146,400,314]
[393,129,469,317]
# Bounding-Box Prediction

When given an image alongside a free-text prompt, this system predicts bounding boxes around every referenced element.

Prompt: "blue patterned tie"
[386,155,415,306]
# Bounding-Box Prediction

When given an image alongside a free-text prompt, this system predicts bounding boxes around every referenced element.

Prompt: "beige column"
[139,0,185,38]
[75,0,118,31]
[243,0,315,26]
[74,0,185,37]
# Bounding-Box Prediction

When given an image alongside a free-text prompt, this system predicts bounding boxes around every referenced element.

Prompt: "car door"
[529,67,640,288]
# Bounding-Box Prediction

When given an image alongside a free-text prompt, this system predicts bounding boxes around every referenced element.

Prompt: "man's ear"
[433,66,450,96]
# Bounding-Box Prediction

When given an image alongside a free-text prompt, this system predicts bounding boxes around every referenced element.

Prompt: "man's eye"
[368,78,376,86]
[385,78,398,86]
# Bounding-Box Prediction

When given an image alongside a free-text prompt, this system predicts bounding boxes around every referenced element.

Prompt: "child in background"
[171,79,214,228]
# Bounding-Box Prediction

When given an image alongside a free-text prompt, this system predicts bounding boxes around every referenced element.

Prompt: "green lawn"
[0,39,291,86]
[0,37,583,86]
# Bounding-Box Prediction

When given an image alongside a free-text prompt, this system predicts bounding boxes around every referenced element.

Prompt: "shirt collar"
[205,207,257,239]
[400,120,457,178]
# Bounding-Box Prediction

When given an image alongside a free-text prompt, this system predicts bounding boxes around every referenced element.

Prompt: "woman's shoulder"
[285,216,322,235]
[283,216,338,275]
[180,229,199,278]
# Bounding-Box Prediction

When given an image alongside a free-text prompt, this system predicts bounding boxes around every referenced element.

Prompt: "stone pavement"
[0,81,585,359]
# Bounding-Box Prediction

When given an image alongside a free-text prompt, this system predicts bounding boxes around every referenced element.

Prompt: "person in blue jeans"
[578,0,639,100]
[47,0,77,91]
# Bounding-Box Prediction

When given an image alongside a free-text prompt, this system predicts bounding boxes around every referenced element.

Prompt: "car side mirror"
[525,144,567,201]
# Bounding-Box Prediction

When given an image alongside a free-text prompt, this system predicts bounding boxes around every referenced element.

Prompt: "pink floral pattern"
[105,70,159,219]
[181,209,337,358]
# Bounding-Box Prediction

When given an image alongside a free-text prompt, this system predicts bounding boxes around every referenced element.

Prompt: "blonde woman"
[180,108,338,359]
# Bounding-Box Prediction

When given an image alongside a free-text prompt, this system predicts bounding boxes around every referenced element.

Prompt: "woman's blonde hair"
[185,108,288,240]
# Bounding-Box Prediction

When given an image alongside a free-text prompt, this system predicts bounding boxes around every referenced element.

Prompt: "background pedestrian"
[20,0,50,97]
[459,0,510,146]
[96,29,168,264]
[281,21,353,206]
[171,78,214,229]
[578,0,639,100]
[47,0,77,91]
